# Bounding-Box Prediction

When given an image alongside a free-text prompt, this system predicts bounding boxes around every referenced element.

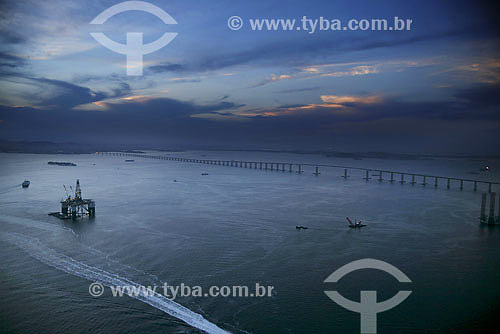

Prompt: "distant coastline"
[0,139,498,161]
[0,140,146,155]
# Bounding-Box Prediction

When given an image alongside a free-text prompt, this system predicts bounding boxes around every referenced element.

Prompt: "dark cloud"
[273,87,320,94]
[25,76,132,109]
[0,96,243,145]
[0,52,26,68]
[146,62,188,74]
[167,26,495,74]
[72,73,128,84]
[100,97,241,116]
[149,34,437,75]
[349,26,499,53]
[0,72,132,109]
[109,82,132,99]
[454,83,500,115]
[22,76,107,108]
[0,83,498,153]
[260,83,500,123]
[0,30,27,45]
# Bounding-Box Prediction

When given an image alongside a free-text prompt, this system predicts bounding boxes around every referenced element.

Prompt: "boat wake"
[0,215,78,237]
[0,184,22,195]
[0,232,231,334]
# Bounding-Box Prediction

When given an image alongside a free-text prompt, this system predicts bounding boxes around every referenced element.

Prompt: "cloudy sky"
[0,0,499,153]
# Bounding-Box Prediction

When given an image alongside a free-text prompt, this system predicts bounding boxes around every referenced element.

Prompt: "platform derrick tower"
[53,179,95,220]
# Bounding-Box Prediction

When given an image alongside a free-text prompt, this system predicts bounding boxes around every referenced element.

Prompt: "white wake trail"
[0,232,231,334]
[0,215,78,236]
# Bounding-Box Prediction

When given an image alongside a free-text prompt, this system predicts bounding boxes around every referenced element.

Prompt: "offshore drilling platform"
[49,179,95,220]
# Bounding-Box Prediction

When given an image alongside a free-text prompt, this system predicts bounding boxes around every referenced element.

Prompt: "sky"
[0,0,499,153]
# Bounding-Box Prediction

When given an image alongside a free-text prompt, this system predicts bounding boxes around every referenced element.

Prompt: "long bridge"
[96,152,499,193]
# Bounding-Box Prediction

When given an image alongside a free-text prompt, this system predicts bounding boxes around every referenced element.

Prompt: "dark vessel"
[346,217,366,228]
[349,224,367,228]
[48,161,77,166]
[22,180,30,188]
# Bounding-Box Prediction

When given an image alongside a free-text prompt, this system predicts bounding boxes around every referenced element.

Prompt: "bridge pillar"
[480,193,487,221]
[498,195,500,222]
[489,193,496,224]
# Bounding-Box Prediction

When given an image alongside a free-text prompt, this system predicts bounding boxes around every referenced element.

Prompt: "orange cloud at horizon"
[320,95,382,104]
[120,95,151,102]
[271,74,292,81]
[92,101,107,107]
[238,93,382,118]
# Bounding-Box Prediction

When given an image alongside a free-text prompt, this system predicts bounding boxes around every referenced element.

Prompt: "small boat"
[22,180,30,188]
[201,173,209,176]
[125,159,135,162]
[296,225,308,230]
[346,217,366,228]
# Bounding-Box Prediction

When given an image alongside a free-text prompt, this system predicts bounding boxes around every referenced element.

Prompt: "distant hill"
[0,140,105,154]
[0,140,498,160]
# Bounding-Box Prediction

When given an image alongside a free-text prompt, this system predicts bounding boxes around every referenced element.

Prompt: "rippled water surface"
[1,152,499,333]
